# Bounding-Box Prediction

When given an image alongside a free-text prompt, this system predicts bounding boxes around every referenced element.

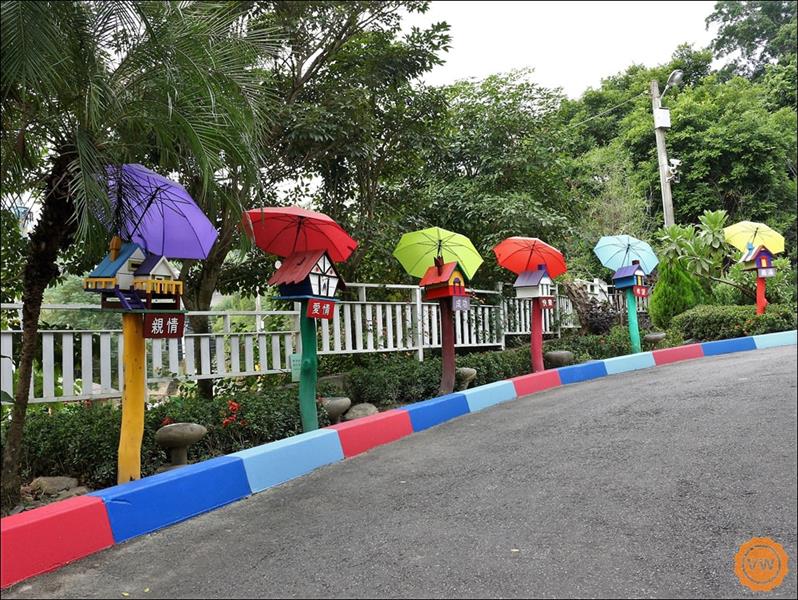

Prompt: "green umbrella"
[393,227,483,280]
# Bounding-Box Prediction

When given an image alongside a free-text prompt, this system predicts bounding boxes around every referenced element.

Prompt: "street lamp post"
[650,69,683,227]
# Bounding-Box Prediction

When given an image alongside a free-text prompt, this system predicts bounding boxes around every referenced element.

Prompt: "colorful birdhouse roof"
[419,261,466,287]
[88,242,143,277]
[268,250,342,287]
[739,244,774,264]
[134,254,178,278]
[513,269,551,288]
[612,264,644,280]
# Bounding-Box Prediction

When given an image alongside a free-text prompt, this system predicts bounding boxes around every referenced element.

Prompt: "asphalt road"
[6,346,797,599]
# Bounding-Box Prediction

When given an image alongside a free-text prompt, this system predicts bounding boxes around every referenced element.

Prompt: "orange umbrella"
[493,237,567,277]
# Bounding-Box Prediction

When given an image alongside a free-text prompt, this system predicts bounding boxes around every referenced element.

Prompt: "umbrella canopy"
[393,227,483,280]
[723,221,784,254]
[105,164,217,259]
[593,234,659,275]
[493,237,567,278]
[242,206,357,263]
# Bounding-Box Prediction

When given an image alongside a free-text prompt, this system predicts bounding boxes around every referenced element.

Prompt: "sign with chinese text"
[633,285,649,299]
[306,298,335,320]
[757,267,776,278]
[539,296,555,310]
[290,353,301,382]
[452,296,470,311]
[143,313,185,339]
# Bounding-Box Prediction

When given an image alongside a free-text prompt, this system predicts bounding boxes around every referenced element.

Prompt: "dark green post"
[298,301,319,431]
[625,287,641,353]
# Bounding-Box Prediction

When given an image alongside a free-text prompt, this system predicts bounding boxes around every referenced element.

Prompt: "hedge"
[672,304,797,341]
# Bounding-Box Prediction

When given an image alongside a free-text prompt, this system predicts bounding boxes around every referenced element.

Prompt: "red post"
[439,297,455,395]
[531,298,544,373]
[756,276,768,315]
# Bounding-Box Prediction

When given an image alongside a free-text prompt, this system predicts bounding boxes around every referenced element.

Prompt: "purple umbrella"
[105,164,217,259]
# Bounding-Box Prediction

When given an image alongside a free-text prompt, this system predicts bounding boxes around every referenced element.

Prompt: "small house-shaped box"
[739,245,776,278]
[419,258,469,301]
[84,238,182,310]
[613,262,648,299]
[268,250,344,299]
[513,268,553,299]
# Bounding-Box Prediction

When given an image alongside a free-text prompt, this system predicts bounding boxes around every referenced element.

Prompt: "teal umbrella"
[593,235,659,274]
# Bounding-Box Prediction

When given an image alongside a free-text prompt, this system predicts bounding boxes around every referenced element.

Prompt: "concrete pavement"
[6,346,797,598]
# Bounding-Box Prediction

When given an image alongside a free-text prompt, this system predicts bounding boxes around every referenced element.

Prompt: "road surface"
[7,346,797,598]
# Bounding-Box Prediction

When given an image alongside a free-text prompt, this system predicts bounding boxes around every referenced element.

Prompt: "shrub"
[672,304,797,341]
[583,299,618,334]
[6,386,329,492]
[542,325,633,364]
[648,259,704,329]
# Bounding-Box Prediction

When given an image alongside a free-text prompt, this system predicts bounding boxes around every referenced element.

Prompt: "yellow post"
[118,312,145,484]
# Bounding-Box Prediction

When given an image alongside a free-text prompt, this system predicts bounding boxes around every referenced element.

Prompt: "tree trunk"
[1,153,75,514]
[560,280,592,335]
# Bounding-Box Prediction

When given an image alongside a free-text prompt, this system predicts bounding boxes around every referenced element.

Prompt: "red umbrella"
[242,206,357,262]
[492,237,567,277]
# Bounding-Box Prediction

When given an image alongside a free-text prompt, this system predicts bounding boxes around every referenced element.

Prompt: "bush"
[7,385,330,492]
[542,326,633,364]
[672,304,797,341]
[649,259,704,329]
[583,299,618,334]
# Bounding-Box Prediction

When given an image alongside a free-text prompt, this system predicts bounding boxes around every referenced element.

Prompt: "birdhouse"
[513,267,553,300]
[739,245,777,278]
[83,237,182,310]
[613,262,648,298]
[419,257,469,302]
[268,250,345,300]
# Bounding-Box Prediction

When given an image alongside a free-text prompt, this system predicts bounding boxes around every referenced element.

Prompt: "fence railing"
[1,279,648,404]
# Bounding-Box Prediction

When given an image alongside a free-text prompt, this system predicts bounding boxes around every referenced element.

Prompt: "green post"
[625,287,641,354]
[298,301,319,432]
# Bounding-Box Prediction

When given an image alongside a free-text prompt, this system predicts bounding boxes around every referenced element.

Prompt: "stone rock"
[644,332,667,345]
[55,486,90,501]
[343,402,378,421]
[320,396,352,424]
[545,350,574,367]
[155,422,207,466]
[455,367,477,391]
[29,476,78,496]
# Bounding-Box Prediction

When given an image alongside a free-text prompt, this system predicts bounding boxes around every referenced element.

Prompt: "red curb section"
[328,409,413,458]
[510,370,562,396]
[1,495,114,589]
[652,343,704,365]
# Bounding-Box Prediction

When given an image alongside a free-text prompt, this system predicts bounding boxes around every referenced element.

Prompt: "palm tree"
[0,0,275,513]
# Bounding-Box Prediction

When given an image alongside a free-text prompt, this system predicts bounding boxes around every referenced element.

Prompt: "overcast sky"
[402,1,720,98]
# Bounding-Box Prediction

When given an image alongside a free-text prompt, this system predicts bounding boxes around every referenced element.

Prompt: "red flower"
[222,416,236,427]
[161,417,175,427]
[227,400,240,413]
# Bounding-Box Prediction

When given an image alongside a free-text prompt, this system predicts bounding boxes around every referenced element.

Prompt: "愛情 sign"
[306,299,335,320]
[143,313,185,339]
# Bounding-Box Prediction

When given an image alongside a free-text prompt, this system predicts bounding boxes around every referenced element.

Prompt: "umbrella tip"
[109,235,122,261]
[434,255,443,274]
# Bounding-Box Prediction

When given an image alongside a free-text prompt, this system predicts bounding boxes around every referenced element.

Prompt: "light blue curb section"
[603,352,656,375]
[232,430,345,494]
[753,330,797,349]
[463,380,517,413]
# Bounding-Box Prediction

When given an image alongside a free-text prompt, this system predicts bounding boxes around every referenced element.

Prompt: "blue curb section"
[701,336,757,356]
[90,456,250,543]
[403,393,470,432]
[557,361,608,385]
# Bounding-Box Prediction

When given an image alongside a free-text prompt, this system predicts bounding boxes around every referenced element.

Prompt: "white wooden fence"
[0,279,646,404]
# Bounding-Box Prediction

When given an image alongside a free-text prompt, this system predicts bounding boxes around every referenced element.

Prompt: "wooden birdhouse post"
[513,265,554,372]
[83,236,186,484]
[739,244,776,315]
[419,257,471,394]
[268,250,345,431]
[612,261,648,354]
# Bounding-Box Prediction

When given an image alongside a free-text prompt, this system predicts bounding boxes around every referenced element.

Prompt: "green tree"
[0,0,274,513]
[649,259,705,329]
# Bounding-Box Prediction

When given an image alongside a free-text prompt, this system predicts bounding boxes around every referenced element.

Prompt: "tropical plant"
[0,0,276,513]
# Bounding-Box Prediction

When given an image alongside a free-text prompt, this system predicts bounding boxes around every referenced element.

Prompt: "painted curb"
[90,456,251,543]
[3,331,795,589]
[403,393,470,432]
[232,429,345,493]
[0,496,114,589]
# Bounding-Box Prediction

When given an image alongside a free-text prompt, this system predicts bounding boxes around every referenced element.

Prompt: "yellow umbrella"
[723,221,784,254]
[393,227,483,280]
